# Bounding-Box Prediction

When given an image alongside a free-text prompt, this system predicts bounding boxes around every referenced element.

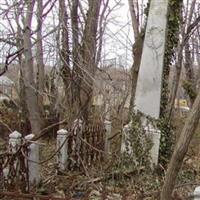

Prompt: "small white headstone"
[57,129,68,171]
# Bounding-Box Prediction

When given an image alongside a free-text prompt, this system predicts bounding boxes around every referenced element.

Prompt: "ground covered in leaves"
[36,139,200,200]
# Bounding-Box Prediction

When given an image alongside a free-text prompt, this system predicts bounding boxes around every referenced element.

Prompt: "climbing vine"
[159,0,183,166]
[120,112,152,172]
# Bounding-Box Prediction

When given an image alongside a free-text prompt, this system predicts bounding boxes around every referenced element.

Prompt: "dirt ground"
[37,132,200,200]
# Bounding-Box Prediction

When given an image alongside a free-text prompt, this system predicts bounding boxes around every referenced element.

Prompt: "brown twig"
[0,191,69,200]
[0,48,24,76]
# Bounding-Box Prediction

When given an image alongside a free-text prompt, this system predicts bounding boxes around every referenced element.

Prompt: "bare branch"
[128,0,140,40]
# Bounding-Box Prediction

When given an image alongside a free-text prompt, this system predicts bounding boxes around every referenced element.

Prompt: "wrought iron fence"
[0,145,29,193]
[67,123,106,170]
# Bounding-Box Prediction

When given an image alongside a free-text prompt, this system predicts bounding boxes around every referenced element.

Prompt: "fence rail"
[0,145,29,192]
[0,119,111,196]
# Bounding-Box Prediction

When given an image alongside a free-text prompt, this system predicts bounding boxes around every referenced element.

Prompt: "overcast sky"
[0,0,150,68]
[104,0,149,68]
[103,0,134,68]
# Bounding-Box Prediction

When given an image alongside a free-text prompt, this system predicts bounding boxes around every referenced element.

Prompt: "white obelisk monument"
[134,0,169,119]
[134,0,169,166]
[121,0,169,166]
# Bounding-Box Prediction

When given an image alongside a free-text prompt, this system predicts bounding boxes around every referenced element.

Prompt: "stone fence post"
[104,120,112,158]
[57,129,68,171]
[25,134,40,186]
[9,131,22,153]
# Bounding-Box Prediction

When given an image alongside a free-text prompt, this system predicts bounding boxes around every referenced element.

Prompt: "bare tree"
[36,0,45,116]
[58,0,72,124]
[128,0,147,116]
[58,0,111,123]
[161,88,200,199]
[22,0,42,135]
[161,2,200,198]
[168,0,200,118]
[0,0,57,134]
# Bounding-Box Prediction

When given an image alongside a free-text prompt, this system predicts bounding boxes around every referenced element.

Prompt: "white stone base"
[145,125,161,166]
[121,122,161,167]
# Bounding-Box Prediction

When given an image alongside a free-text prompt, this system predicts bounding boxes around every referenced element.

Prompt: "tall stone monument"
[134,0,169,119]
[121,0,169,166]
[134,0,169,166]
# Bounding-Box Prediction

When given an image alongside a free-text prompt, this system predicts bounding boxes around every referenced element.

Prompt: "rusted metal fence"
[0,147,29,193]
[67,123,106,170]
[0,120,109,195]
[0,131,35,194]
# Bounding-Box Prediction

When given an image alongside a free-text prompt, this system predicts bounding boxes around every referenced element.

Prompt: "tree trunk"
[58,0,74,126]
[71,0,79,69]
[58,0,102,123]
[70,0,81,123]
[128,0,140,39]
[127,0,147,116]
[36,0,45,117]
[183,42,196,105]
[168,44,183,119]
[128,35,143,117]
[14,4,30,134]
[23,0,42,135]
[76,0,101,121]
[161,89,200,200]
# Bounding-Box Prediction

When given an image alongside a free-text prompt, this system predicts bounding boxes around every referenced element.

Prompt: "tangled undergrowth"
[0,101,199,199]
[35,111,200,200]
[37,137,200,200]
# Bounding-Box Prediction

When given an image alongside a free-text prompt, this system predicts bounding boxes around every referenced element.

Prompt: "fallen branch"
[0,191,69,200]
